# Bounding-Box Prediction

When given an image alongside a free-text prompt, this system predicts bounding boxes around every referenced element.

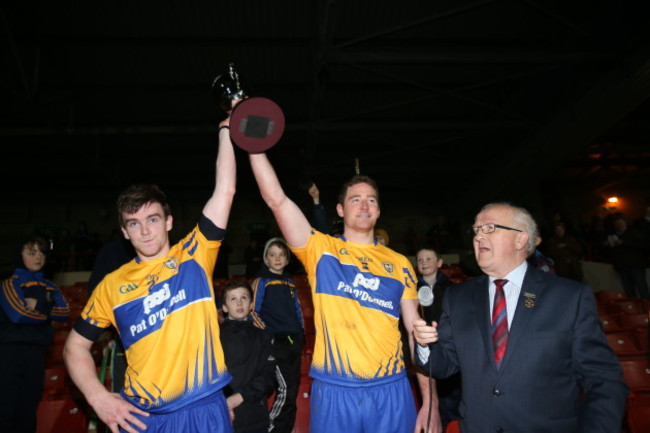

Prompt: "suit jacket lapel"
[471,275,495,368]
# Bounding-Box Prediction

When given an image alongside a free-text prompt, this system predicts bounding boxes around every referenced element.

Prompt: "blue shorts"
[310,377,416,433]
[121,390,233,433]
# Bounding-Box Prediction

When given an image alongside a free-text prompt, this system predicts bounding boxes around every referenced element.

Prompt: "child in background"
[0,236,70,432]
[416,246,452,323]
[415,245,460,430]
[251,237,304,433]
[220,281,276,433]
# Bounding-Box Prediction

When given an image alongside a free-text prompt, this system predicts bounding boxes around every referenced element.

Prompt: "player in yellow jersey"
[64,115,237,433]
[248,152,442,433]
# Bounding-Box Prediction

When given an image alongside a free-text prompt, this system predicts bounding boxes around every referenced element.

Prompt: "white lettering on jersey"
[143,283,171,314]
[352,273,380,291]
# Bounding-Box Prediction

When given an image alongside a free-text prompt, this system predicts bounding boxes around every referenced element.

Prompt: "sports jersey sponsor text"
[335,280,394,309]
[352,273,379,291]
[144,284,171,314]
[130,285,187,337]
[335,273,394,309]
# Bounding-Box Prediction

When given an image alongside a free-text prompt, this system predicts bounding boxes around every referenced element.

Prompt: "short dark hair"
[116,184,171,227]
[337,175,379,205]
[14,236,50,269]
[221,280,253,300]
[416,244,441,258]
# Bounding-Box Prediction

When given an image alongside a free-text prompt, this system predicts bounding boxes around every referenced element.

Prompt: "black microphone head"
[417,285,434,307]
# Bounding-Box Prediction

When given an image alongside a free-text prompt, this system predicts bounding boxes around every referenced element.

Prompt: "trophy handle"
[212,62,249,113]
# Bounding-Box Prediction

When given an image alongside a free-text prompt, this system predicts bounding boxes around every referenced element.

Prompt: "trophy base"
[229,97,285,153]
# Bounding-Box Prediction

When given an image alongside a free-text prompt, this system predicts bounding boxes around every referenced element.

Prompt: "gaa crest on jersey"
[382,261,394,273]
[164,257,179,270]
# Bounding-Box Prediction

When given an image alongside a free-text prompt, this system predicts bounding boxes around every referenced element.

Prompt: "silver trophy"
[212,62,285,152]
[211,62,250,113]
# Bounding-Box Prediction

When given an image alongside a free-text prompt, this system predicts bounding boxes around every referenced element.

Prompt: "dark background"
[2,0,649,267]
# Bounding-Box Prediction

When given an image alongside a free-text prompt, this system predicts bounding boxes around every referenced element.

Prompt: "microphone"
[417,285,434,308]
[417,284,436,352]
[417,283,437,429]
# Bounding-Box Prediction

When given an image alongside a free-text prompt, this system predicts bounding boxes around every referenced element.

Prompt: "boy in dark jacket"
[250,237,304,433]
[220,281,276,433]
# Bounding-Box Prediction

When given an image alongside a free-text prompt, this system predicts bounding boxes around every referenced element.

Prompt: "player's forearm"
[64,338,111,407]
[249,152,288,209]
[204,127,237,228]
[416,370,438,406]
[215,127,237,200]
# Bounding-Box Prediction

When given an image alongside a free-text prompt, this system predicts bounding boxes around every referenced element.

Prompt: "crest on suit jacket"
[523,291,536,308]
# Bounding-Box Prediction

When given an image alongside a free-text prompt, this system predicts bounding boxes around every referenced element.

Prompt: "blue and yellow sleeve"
[0,277,48,324]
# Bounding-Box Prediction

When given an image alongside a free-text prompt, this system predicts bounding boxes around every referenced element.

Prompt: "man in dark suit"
[413,202,628,433]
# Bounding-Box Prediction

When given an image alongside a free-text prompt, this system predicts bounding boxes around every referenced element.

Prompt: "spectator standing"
[415,246,459,430]
[250,237,304,433]
[374,228,390,246]
[308,182,331,235]
[220,281,276,433]
[0,236,70,433]
[544,222,583,280]
[606,216,650,299]
[634,205,650,264]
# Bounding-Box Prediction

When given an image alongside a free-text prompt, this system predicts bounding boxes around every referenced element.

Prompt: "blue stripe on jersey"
[115,260,212,349]
[315,253,402,319]
[183,231,197,250]
[188,239,198,256]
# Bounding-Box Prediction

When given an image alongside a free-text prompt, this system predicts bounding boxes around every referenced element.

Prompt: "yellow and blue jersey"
[78,220,231,413]
[292,230,417,386]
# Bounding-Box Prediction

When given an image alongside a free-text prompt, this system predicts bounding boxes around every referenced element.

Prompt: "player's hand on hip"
[92,391,149,433]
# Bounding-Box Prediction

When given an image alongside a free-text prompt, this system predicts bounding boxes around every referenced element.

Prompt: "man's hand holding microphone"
[414,284,439,348]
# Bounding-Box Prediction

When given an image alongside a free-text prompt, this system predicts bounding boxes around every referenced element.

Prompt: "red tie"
[491,279,508,368]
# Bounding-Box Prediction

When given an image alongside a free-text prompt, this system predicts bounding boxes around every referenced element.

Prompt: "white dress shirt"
[417,260,529,363]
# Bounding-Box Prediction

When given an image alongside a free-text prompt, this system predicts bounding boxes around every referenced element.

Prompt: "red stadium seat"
[45,343,66,368]
[618,313,650,331]
[52,329,69,345]
[300,351,312,375]
[635,327,649,353]
[619,358,650,393]
[446,420,461,433]
[626,394,650,433]
[599,315,626,333]
[606,331,646,357]
[293,375,312,433]
[594,290,629,303]
[36,397,88,433]
[42,367,69,399]
[613,300,646,315]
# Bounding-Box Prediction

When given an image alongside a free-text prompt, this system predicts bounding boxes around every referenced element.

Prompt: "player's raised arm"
[248,152,311,248]
[203,116,237,230]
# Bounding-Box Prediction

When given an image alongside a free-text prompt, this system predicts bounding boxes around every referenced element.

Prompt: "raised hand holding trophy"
[212,62,285,153]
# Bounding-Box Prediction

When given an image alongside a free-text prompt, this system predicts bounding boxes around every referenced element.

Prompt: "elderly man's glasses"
[471,223,523,235]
